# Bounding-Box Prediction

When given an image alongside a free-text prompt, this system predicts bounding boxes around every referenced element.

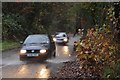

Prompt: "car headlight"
[40,49,47,54]
[53,38,56,42]
[20,50,26,54]
[64,38,68,42]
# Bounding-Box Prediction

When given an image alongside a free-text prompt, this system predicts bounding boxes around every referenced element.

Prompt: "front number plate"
[27,54,39,57]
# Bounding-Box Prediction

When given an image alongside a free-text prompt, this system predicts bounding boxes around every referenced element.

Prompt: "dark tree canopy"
[2,2,119,41]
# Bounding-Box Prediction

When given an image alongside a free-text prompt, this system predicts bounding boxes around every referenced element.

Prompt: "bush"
[75,27,119,77]
[103,63,120,78]
[2,13,27,41]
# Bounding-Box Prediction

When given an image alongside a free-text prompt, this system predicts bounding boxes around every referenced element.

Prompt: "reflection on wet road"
[36,64,50,78]
[57,45,70,57]
[17,63,50,78]
[2,36,80,78]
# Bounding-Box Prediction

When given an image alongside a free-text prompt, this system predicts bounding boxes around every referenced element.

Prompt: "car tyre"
[53,51,56,58]
[20,58,24,61]
[50,51,56,59]
[20,56,25,61]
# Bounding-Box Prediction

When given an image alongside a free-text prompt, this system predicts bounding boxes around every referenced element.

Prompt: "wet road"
[1,36,80,78]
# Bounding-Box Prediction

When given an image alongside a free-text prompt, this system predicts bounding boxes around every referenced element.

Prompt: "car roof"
[28,34,48,37]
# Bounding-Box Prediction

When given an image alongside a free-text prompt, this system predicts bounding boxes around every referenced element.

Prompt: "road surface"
[1,36,80,79]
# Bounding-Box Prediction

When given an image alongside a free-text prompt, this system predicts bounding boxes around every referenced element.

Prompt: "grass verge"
[0,40,20,52]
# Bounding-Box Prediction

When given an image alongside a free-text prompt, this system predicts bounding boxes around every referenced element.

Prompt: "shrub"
[75,27,119,77]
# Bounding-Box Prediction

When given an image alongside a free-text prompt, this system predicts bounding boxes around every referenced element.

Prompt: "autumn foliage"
[76,27,119,77]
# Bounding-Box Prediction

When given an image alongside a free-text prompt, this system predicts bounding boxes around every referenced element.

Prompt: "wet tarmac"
[1,36,80,78]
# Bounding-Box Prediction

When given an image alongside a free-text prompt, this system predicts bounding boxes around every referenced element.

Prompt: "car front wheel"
[53,51,56,57]
[20,56,25,61]
[50,51,56,59]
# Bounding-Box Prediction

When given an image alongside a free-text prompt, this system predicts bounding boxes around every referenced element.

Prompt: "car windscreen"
[23,35,49,44]
[56,33,67,37]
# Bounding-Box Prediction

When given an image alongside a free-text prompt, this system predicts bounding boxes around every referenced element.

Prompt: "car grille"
[27,50,40,53]
[57,39,63,40]
[56,36,60,38]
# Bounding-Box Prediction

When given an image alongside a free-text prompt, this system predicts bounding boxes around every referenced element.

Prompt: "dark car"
[19,34,56,61]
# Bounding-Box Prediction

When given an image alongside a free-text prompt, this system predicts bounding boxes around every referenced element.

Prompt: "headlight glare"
[20,50,26,54]
[53,38,56,42]
[64,38,68,42]
[40,49,47,54]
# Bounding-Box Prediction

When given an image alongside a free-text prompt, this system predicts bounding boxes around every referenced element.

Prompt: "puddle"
[46,56,75,63]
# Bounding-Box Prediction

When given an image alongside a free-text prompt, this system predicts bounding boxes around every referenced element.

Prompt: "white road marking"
[0,61,26,68]
[0,64,10,68]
